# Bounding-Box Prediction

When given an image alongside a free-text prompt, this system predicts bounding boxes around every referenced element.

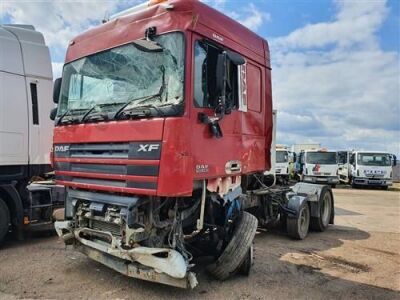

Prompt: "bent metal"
[53,0,335,289]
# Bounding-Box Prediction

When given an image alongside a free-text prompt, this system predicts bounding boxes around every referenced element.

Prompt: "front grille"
[54,142,161,194]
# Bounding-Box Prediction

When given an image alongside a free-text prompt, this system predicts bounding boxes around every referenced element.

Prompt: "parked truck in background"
[275,145,292,185]
[52,0,335,288]
[338,150,396,189]
[0,25,64,245]
[295,149,339,187]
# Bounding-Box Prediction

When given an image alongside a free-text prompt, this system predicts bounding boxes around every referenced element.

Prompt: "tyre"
[207,212,258,280]
[238,244,254,276]
[331,184,336,189]
[287,201,310,240]
[310,188,333,232]
[0,197,10,245]
[381,186,389,191]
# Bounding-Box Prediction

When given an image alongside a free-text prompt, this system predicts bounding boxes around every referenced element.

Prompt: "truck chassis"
[55,179,334,289]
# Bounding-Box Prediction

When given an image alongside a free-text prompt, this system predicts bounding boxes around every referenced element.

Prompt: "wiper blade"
[57,108,85,125]
[113,66,166,120]
[80,102,122,123]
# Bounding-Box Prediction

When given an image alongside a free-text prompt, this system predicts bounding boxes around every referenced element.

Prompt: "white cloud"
[51,62,64,79]
[272,0,388,50]
[203,1,270,31]
[236,3,271,31]
[272,0,399,155]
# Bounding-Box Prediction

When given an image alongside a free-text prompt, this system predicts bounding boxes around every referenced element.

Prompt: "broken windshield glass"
[57,32,184,117]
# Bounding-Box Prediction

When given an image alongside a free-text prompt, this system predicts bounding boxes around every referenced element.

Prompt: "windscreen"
[276,151,288,163]
[306,152,337,164]
[357,153,391,166]
[57,32,184,117]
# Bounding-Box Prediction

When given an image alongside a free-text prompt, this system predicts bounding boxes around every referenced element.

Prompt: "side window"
[247,64,261,112]
[194,40,242,110]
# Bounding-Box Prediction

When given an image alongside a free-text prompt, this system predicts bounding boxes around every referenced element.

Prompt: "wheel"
[238,244,254,276]
[207,212,258,280]
[381,186,389,190]
[287,201,310,240]
[310,188,333,232]
[331,184,336,188]
[0,197,10,245]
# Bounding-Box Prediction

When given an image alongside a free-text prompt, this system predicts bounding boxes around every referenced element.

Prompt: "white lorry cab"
[0,25,63,244]
[338,151,396,189]
[296,149,339,187]
[275,145,292,184]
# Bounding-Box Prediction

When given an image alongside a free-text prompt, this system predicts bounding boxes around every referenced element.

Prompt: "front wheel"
[0,198,10,245]
[207,212,258,280]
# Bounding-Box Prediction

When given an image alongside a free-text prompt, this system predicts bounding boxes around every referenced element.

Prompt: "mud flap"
[290,183,334,225]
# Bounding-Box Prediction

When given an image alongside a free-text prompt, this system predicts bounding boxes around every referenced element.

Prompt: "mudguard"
[289,183,334,224]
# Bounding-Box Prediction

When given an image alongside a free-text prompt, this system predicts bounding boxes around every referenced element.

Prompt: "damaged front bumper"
[55,221,198,289]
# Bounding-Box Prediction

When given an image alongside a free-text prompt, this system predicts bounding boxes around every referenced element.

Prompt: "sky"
[1,0,399,155]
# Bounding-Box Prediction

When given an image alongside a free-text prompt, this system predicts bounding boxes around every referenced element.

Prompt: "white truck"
[296,149,339,187]
[0,25,64,244]
[275,145,292,184]
[338,151,396,190]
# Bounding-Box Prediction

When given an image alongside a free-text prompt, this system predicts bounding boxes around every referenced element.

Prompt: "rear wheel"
[381,186,389,190]
[310,188,332,232]
[287,201,310,240]
[207,212,258,280]
[0,198,10,245]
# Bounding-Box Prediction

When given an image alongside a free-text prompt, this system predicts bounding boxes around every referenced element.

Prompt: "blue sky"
[1,0,399,155]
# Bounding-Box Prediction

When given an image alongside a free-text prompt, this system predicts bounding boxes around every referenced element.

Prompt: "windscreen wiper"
[80,102,122,123]
[112,66,166,120]
[56,108,85,125]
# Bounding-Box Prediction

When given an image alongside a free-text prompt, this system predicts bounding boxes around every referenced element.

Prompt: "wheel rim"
[299,205,310,235]
[321,193,332,226]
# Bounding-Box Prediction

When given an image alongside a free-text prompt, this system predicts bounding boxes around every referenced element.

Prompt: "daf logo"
[138,144,160,152]
[55,145,70,152]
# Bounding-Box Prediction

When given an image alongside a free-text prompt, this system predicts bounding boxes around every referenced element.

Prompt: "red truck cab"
[52,0,273,197]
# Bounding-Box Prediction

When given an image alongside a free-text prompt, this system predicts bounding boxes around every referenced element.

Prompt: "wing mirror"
[393,155,397,166]
[50,107,57,121]
[53,78,62,104]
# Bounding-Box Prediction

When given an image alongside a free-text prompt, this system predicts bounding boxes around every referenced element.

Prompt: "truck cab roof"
[0,24,52,79]
[65,0,270,68]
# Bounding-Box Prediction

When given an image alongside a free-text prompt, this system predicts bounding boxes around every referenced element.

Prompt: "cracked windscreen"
[57,32,184,117]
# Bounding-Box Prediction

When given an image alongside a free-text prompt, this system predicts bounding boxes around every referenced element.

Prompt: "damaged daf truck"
[53,0,335,288]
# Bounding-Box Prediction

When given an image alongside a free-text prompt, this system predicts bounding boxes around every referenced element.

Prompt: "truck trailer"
[0,25,64,245]
[53,0,335,288]
[338,150,396,189]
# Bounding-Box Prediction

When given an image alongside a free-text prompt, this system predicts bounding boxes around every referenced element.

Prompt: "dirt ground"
[1,186,399,299]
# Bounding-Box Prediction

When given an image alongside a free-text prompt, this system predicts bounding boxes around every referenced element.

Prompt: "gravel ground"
[0,186,399,299]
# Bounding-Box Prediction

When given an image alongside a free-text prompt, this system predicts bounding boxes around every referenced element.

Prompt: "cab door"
[190,35,244,178]
[337,151,350,183]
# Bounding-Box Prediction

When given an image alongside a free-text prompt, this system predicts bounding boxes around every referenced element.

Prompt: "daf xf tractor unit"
[0,25,64,245]
[53,0,335,288]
